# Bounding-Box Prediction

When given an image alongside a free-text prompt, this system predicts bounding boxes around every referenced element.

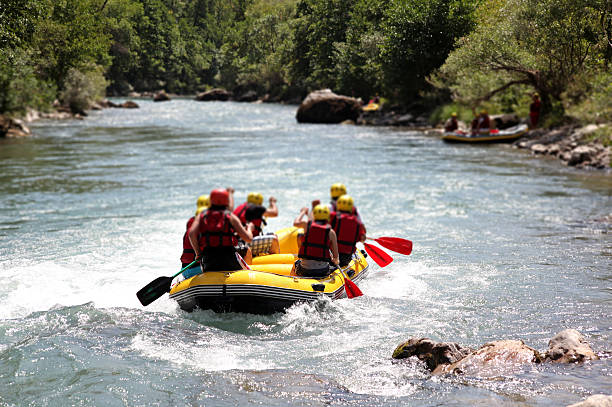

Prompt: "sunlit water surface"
[1,99,610,406]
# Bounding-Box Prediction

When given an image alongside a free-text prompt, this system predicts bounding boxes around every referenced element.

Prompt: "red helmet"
[210,188,229,206]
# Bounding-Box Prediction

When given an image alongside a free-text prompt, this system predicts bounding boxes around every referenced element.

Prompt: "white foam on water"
[130,333,273,371]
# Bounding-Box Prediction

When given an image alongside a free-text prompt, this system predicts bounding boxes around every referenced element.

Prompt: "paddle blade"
[136,276,173,306]
[363,242,393,267]
[374,237,412,255]
[344,277,363,298]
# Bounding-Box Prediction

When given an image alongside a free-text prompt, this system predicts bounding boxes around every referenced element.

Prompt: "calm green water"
[1,99,610,406]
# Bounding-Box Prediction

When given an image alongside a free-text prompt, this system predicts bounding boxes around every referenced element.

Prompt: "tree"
[290,0,353,92]
[380,0,478,102]
[435,0,610,118]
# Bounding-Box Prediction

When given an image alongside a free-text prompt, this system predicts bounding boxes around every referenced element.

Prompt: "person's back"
[189,188,253,271]
[234,192,278,237]
[330,195,366,267]
[293,204,339,277]
[444,113,458,132]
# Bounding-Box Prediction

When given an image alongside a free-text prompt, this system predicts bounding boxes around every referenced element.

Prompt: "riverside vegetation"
[1,0,611,163]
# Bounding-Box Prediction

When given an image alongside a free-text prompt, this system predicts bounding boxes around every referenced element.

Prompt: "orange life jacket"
[198,209,237,249]
[298,221,332,262]
[330,212,363,255]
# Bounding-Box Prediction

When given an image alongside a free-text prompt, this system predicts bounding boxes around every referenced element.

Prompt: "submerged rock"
[545,329,599,363]
[434,340,543,376]
[566,395,612,407]
[296,89,362,124]
[393,330,599,377]
[392,337,472,372]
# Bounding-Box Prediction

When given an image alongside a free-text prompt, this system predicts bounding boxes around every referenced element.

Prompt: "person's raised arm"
[263,196,278,217]
[188,214,202,259]
[227,187,235,212]
[293,207,309,229]
[329,229,339,265]
[229,213,253,243]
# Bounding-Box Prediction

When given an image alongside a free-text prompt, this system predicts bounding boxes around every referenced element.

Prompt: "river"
[1,99,610,406]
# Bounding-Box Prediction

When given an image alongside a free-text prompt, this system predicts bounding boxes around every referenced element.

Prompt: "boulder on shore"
[296,89,362,124]
[120,100,139,109]
[0,115,32,138]
[514,124,610,169]
[195,88,232,101]
[491,113,520,129]
[153,90,171,102]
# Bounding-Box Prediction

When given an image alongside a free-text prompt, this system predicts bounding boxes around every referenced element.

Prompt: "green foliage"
[429,103,476,126]
[0,48,55,115]
[290,0,353,91]
[333,0,386,100]
[380,0,478,102]
[33,0,112,87]
[0,0,46,49]
[61,64,108,113]
[436,0,610,120]
[565,69,612,124]
[2,0,610,123]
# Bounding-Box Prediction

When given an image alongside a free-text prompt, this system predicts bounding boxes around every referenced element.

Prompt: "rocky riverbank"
[513,124,611,169]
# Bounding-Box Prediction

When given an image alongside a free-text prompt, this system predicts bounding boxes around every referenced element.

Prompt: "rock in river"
[296,89,362,124]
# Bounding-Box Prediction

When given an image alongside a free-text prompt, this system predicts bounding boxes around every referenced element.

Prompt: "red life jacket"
[298,221,332,261]
[180,216,196,263]
[330,212,363,255]
[198,209,237,249]
[233,202,265,237]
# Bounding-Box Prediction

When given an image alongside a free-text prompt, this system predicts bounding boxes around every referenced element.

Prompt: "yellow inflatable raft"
[169,227,370,314]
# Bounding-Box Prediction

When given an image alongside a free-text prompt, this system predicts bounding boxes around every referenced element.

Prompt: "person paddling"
[471,109,490,135]
[293,205,339,278]
[233,192,278,237]
[180,205,207,268]
[189,188,253,272]
[444,112,459,132]
[233,192,280,257]
[330,195,366,267]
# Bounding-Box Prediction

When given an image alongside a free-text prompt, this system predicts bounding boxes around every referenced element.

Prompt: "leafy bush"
[60,65,107,113]
[0,48,55,115]
[565,70,612,124]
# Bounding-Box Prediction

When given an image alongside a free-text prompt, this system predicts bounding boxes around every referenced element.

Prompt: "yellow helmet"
[313,204,330,221]
[195,206,206,216]
[451,112,457,117]
[197,194,210,208]
[247,192,264,206]
[337,194,354,212]
[480,109,488,115]
[330,183,347,199]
